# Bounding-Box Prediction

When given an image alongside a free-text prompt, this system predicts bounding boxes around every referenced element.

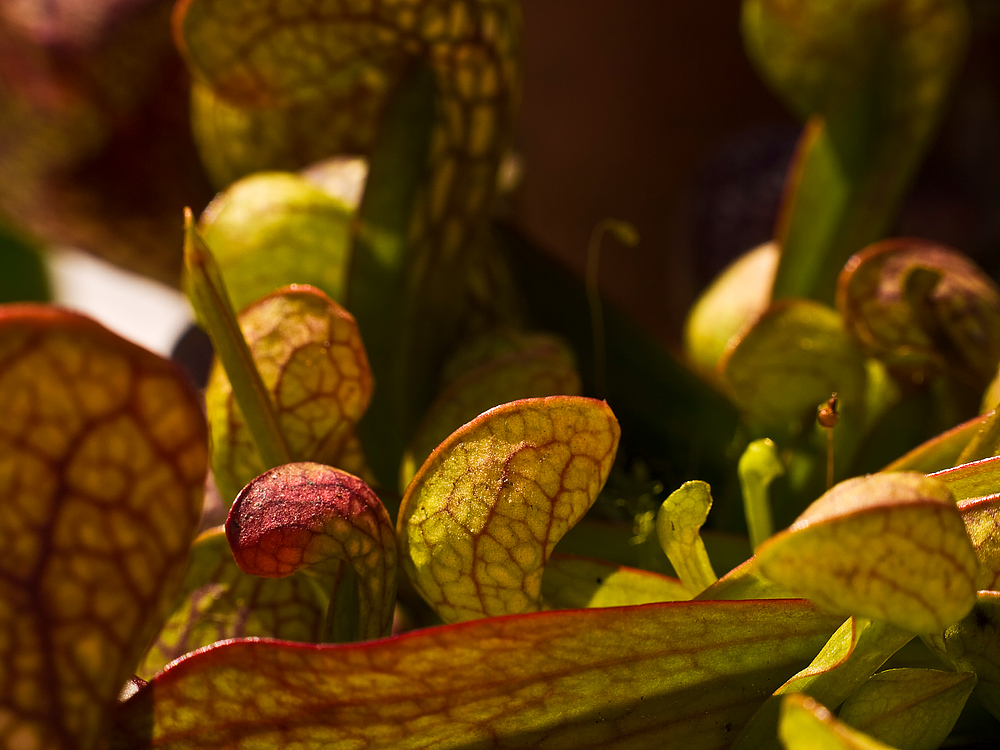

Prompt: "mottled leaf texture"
[136,528,328,679]
[398,396,619,622]
[837,668,975,750]
[205,285,373,503]
[0,305,207,750]
[756,472,978,633]
[227,462,397,642]
[837,238,1000,389]
[778,694,895,750]
[112,599,843,750]
[401,330,581,490]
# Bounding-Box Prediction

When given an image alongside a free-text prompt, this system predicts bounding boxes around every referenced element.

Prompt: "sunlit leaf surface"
[0,305,207,750]
[227,462,397,642]
[136,528,328,679]
[112,599,844,750]
[198,172,354,312]
[205,286,373,503]
[540,554,688,609]
[398,396,619,622]
[756,472,978,633]
[778,694,895,750]
[837,668,975,750]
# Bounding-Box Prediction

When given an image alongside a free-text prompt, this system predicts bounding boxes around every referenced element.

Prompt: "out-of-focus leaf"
[837,669,976,750]
[655,480,718,596]
[925,591,1000,722]
[0,304,207,750]
[837,239,1000,391]
[197,172,353,312]
[397,396,619,623]
[540,554,688,609]
[227,462,396,642]
[205,285,373,503]
[400,329,581,490]
[0,220,49,302]
[112,599,844,750]
[739,438,784,549]
[0,0,213,285]
[744,0,969,305]
[136,528,328,679]
[756,472,978,633]
[733,618,914,750]
[176,0,523,487]
[683,241,778,380]
[778,694,896,750]
[720,299,867,433]
[956,496,1000,591]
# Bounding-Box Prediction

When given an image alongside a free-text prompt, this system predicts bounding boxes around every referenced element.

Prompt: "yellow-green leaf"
[401,329,582,490]
[205,285,373,503]
[540,554,688,610]
[397,396,620,623]
[721,299,867,431]
[0,304,207,750]
[655,480,718,596]
[837,669,976,750]
[226,462,397,642]
[112,599,844,750]
[778,694,896,750]
[756,472,978,633]
[136,528,329,679]
[197,172,354,312]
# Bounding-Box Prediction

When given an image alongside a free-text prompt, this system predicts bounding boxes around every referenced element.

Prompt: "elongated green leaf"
[540,554,687,609]
[744,0,969,304]
[136,528,329,679]
[398,396,620,622]
[401,330,581,491]
[205,285,373,503]
[112,599,844,750]
[931,454,1000,502]
[837,669,975,750]
[0,304,208,750]
[778,694,895,750]
[733,618,914,750]
[227,462,397,642]
[739,438,784,549]
[756,472,978,633]
[197,172,353,312]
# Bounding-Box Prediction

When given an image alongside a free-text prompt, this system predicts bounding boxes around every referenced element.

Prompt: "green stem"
[738,438,784,550]
[183,208,291,469]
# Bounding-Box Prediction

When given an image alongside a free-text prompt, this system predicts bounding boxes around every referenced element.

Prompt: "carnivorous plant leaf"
[400,329,581,490]
[397,396,619,622]
[732,618,914,750]
[0,304,207,750]
[655,480,718,596]
[738,437,784,549]
[539,554,688,609]
[197,172,354,312]
[837,669,976,750]
[926,591,1000,721]
[837,238,1000,390]
[744,0,969,305]
[136,527,329,679]
[778,694,896,750]
[112,599,844,750]
[205,285,373,503]
[226,462,397,642]
[721,299,867,432]
[756,472,978,633]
